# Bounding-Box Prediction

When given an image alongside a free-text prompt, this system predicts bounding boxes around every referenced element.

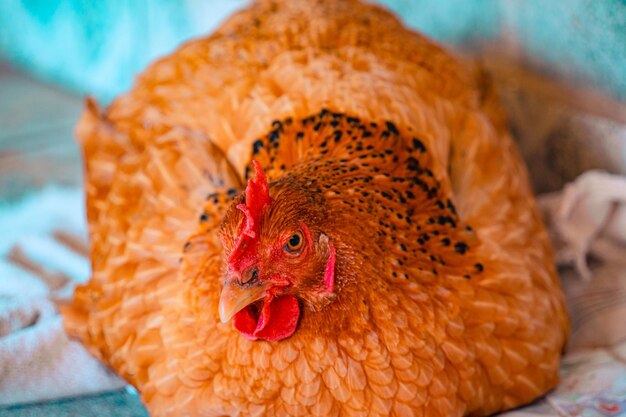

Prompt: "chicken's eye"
[285,231,304,253]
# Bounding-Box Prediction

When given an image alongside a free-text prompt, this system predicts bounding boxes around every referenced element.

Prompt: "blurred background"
[1,0,626,102]
[1,0,625,200]
[1,1,626,416]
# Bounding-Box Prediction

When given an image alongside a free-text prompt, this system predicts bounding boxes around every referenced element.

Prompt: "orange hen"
[63,0,569,416]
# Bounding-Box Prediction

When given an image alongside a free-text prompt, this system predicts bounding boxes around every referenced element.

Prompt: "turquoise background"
[0,1,625,102]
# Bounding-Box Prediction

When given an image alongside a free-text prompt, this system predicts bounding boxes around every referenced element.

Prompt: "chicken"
[62,0,569,416]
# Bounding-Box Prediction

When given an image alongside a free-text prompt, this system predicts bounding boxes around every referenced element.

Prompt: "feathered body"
[63,1,568,416]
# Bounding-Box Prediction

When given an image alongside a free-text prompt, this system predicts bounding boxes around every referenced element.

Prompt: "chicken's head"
[219,161,335,342]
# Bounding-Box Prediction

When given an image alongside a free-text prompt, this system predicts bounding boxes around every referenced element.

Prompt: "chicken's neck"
[245,109,482,339]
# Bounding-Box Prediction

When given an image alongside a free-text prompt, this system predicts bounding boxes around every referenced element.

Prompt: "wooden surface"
[482,53,626,193]
[0,62,83,202]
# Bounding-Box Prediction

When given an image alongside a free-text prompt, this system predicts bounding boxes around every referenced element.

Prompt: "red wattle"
[232,295,300,342]
[323,240,336,294]
[232,305,259,340]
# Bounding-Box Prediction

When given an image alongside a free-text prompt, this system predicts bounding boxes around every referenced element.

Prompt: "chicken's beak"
[218,279,270,323]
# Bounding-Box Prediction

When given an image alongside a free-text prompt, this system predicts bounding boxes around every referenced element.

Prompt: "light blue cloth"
[0,389,148,417]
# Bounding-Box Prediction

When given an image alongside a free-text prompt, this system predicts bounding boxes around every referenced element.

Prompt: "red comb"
[238,160,271,238]
[228,161,272,267]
